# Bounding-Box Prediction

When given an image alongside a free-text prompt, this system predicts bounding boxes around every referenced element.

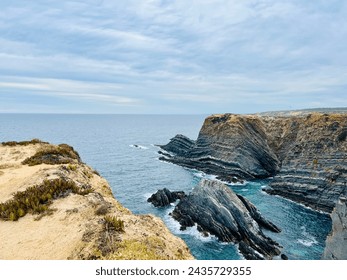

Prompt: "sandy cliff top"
[0,140,193,260]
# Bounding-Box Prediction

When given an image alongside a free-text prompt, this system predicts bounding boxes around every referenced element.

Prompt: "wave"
[296,226,318,247]
[163,211,218,243]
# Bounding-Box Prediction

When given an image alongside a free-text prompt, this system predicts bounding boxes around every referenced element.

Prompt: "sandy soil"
[0,142,193,260]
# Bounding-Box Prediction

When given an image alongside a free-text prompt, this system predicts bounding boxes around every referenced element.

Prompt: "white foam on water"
[143,192,153,200]
[240,188,248,191]
[296,226,318,247]
[129,144,149,149]
[297,239,317,247]
[163,211,217,243]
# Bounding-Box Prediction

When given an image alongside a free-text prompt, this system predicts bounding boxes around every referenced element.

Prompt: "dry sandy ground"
[0,142,193,260]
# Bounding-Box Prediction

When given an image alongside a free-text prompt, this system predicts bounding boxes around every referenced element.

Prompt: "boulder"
[148,188,186,207]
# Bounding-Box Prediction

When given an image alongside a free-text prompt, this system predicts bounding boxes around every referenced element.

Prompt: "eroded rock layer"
[171,179,281,260]
[160,112,347,212]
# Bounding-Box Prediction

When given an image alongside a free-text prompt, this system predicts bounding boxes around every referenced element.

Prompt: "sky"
[0,0,347,114]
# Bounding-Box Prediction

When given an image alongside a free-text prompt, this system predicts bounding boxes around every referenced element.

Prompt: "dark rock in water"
[160,112,347,212]
[147,188,186,207]
[159,134,195,157]
[281,254,288,260]
[236,194,281,233]
[172,179,281,260]
[322,196,347,260]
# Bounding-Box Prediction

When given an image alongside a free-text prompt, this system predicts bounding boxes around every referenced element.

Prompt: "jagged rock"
[236,194,281,233]
[171,179,281,260]
[322,196,347,259]
[147,188,186,207]
[160,111,347,212]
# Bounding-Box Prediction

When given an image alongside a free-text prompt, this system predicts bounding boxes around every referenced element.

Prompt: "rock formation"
[171,179,281,260]
[0,140,193,260]
[160,111,347,213]
[147,188,186,207]
[322,196,347,259]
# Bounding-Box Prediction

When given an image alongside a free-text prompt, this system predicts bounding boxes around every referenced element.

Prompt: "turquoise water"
[0,114,332,259]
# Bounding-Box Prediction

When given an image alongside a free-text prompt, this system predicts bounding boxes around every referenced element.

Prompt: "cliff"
[322,196,347,259]
[160,111,347,213]
[0,140,193,260]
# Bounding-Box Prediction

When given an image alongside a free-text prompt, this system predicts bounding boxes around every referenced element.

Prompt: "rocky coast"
[159,109,347,259]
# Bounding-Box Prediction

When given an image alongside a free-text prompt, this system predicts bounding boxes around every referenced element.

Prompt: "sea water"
[0,114,331,260]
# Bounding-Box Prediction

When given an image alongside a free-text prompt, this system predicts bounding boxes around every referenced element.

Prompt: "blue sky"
[0,0,346,114]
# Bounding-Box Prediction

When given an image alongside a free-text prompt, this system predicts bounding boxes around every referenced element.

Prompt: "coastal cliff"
[160,111,347,213]
[0,140,193,260]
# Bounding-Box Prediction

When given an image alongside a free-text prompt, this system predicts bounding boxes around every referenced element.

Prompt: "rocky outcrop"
[0,140,193,260]
[171,179,281,260]
[322,196,347,259]
[147,188,186,207]
[160,111,347,212]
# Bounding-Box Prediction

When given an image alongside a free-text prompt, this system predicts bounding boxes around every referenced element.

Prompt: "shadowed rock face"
[322,196,347,260]
[171,179,281,260]
[160,112,347,213]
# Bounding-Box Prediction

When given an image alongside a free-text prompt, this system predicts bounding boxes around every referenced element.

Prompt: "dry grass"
[1,139,47,146]
[108,237,166,260]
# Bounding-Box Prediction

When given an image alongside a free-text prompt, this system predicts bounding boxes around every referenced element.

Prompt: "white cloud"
[0,76,140,105]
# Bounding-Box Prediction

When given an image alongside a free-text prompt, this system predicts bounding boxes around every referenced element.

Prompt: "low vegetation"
[1,139,47,146]
[22,144,81,166]
[0,178,92,221]
[108,237,165,260]
[104,215,125,232]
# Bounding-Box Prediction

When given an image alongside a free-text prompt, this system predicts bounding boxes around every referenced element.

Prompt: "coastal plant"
[104,215,125,232]
[1,139,47,146]
[67,164,77,171]
[22,144,81,166]
[0,178,93,221]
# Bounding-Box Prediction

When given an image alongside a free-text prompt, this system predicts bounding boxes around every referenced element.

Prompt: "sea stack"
[171,179,281,260]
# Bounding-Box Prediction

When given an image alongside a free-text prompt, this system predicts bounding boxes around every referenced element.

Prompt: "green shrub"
[0,178,93,221]
[104,215,125,232]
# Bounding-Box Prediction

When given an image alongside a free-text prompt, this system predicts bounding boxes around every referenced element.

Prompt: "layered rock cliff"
[171,179,281,260]
[160,111,347,213]
[0,140,193,260]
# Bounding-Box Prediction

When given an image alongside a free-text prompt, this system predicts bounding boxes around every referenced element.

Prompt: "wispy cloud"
[0,0,346,113]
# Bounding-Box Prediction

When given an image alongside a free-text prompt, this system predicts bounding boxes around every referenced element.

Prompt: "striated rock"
[171,179,281,260]
[160,115,280,182]
[147,188,186,207]
[322,196,347,259]
[160,111,347,212]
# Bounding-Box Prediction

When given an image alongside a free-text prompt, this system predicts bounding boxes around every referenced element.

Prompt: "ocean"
[0,114,332,260]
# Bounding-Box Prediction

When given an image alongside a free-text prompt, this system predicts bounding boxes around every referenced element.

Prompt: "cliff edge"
[0,140,193,260]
